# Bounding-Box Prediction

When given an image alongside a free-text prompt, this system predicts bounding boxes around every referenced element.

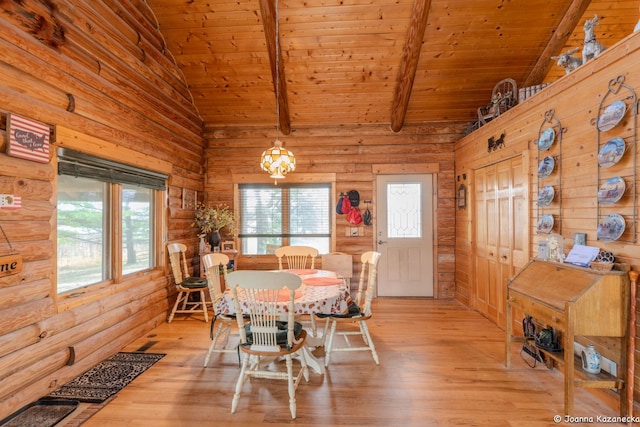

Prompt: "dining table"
[217,269,350,374]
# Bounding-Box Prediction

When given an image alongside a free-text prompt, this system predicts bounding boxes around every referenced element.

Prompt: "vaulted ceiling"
[147,0,639,134]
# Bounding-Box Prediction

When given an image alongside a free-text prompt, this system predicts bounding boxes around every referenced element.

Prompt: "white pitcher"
[581,345,601,374]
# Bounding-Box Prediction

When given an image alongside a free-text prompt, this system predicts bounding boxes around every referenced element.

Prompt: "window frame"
[233,173,337,256]
[55,148,167,298]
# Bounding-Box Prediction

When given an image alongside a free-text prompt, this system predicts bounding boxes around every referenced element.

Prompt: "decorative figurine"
[551,47,582,74]
[582,15,606,63]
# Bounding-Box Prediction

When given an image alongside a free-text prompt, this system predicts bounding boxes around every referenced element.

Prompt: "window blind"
[57,148,167,190]
[238,183,331,239]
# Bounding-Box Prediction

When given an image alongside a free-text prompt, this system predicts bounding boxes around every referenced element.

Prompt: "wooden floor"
[64,299,618,426]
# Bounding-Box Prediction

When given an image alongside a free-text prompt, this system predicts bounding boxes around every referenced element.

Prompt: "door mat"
[44,352,165,403]
[0,399,78,427]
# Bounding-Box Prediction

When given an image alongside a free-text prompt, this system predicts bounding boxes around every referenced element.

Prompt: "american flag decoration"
[0,194,21,210]
[7,113,51,163]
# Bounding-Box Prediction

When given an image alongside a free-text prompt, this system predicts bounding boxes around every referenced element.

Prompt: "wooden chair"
[477,78,518,127]
[228,270,309,419]
[275,245,320,336]
[319,251,382,367]
[274,245,318,270]
[202,253,237,366]
[166,243,209,323]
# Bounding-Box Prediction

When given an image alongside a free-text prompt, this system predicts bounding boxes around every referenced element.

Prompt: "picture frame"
[7,113,51,163]
[222,241,235,251]
[182,188,196,210]
[457,184,467,209]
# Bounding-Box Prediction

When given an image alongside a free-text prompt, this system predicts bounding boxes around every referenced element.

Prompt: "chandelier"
[260,0,295,182]
[260,138,296,179]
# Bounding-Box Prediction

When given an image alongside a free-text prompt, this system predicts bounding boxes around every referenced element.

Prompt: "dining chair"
[166,243,210,323]
[275,245,320,337]
[202,253,237,367]
[274,245,318,270]
[228,270,309,419]
[319,251,382,367]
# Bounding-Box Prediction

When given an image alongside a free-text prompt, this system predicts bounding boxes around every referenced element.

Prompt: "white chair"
[275,245,320,337]
[274,245,318,270]
[167,243,209,323]
[228,270,309,419]
[202,253,237,366]
[319,251,382,366]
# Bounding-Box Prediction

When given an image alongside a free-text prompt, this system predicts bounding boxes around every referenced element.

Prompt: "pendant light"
[260,0,295,182]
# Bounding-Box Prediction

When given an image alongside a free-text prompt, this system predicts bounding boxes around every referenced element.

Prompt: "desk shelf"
[537,348,624,390]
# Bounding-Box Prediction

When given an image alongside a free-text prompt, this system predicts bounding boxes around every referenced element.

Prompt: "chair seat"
[240,329,307,356]
[179,277,208,288]
[315,301,362,318]
[243,321,303,346]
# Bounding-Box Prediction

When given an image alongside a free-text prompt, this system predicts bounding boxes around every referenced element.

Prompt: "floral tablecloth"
[217,269,350,316]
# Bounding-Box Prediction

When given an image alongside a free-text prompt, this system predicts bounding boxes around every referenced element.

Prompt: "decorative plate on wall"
[598,137,626,168]
[537,186,555,206]
[597,214,625,242]
[597,176,626,205]
[538,127,555,151]
[537,156,555,178]
[536,214,554,234]
[597,100,627,131]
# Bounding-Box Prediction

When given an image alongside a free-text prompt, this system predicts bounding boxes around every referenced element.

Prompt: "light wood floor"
[66,299,618,426]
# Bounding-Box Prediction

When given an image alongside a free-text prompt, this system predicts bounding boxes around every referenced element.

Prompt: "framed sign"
[7,114,51,163]
[0,253,23,277]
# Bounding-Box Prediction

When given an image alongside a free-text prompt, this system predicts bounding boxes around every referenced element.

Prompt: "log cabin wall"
[204,123,463,297]
[0,1,204,418]
[455,31,640,403]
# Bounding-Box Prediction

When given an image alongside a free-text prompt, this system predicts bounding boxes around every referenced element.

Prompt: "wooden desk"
[505,259,629,416]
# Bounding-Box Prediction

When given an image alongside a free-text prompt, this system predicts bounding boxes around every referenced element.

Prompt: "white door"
[375,174,434,297]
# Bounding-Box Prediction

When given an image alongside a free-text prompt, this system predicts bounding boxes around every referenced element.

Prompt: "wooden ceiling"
[147,0,639,133]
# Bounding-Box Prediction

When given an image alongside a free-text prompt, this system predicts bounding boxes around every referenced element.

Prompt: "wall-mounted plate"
[537,214,554,234]
[538,127,555,151]
[597,176,625,205]
[537,156,555,178]
[597,100,627,131]
[597,214,625,242]
[537,186,555,206]
[598,137,625,168]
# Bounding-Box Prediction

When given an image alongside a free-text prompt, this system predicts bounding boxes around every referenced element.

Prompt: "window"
[56,148,166,294]
[239,183,331,255]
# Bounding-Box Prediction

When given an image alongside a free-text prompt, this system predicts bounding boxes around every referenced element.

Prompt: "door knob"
[377,240,387,245]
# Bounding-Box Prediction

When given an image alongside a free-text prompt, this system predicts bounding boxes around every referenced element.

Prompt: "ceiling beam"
[390,0,431,133]
[523,0,593,87]
[259,0,291,135]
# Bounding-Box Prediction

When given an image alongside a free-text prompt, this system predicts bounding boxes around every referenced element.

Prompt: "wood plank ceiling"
[147,0,639,134]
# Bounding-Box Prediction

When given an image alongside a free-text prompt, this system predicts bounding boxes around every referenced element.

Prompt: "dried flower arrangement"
[192,203,235,236]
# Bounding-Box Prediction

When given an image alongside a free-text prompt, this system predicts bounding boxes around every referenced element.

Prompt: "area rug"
[44,352,165,403]
[0,400,78,427]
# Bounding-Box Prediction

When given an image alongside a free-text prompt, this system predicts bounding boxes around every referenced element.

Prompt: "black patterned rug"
[0,400,78,427]
[45,352,165,403]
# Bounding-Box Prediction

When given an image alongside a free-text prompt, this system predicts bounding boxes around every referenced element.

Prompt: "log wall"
[204,123,462,298]
[455,31,640,404]
[0,0,204,418]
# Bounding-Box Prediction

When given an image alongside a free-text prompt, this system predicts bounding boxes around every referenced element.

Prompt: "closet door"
[473,156,528,328]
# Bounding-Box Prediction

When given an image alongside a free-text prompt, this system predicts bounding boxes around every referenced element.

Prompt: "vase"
[581,344,601,374]
[208,231,221,251]
[198,234,207,254]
